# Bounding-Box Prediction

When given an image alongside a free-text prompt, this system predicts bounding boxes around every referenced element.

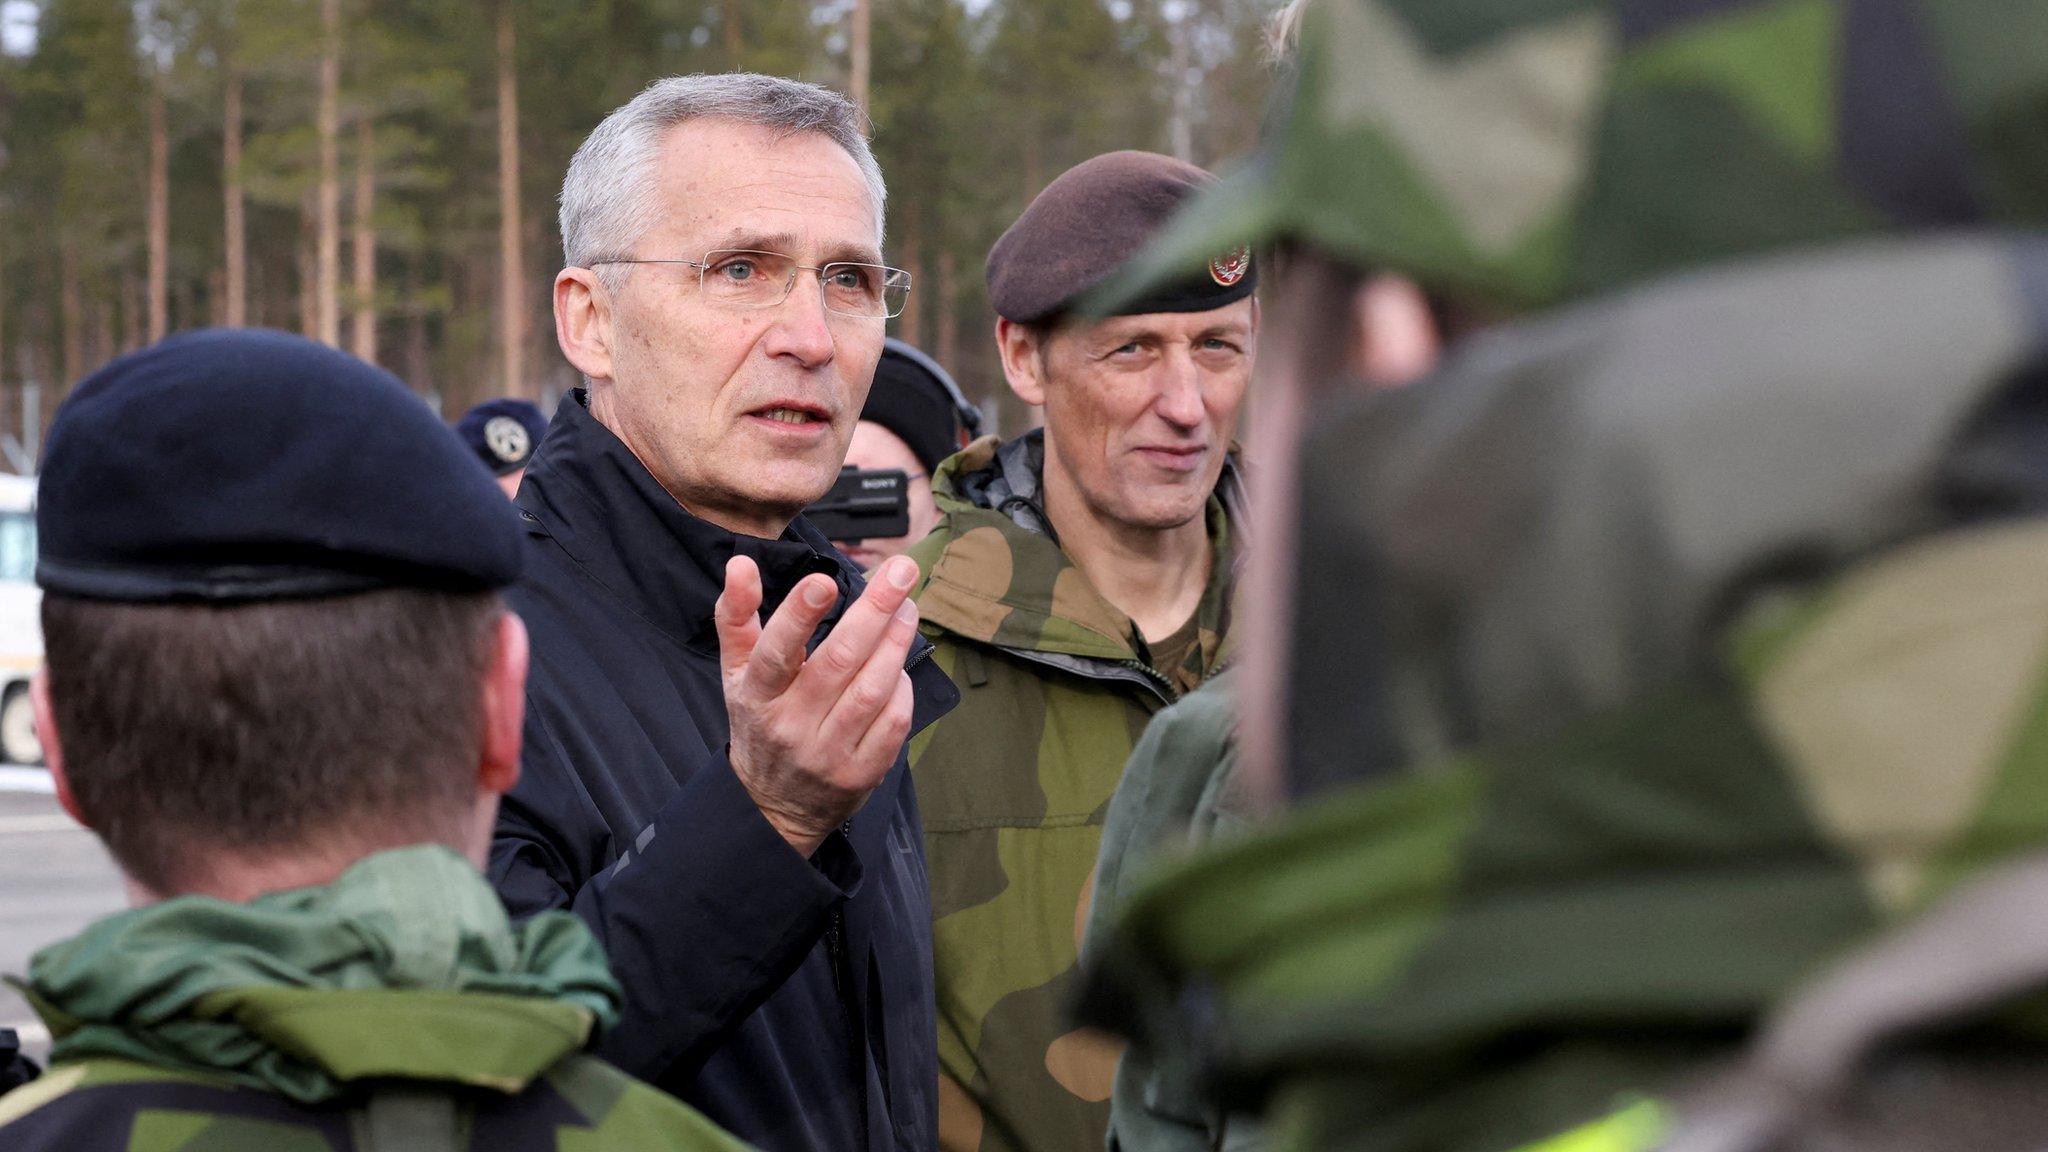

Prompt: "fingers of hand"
[817,597,920,754]
[746,572,840,697]
[715,556,765,688]
[798,555,919,701]
[849,670,916,780]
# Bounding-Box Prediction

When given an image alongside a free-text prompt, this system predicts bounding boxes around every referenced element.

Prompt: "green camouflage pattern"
[1079,234,2048,1152]
[1099,0,2048,312]
[0,846,748,1151]
[905,432,1236,1152]
[0,1051,752,1151]
[1078,671,1261,1152]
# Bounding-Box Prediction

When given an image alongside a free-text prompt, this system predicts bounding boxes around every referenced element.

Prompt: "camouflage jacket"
[905,431,1241,1152]
[1078,672,1260,1152]
[0,846,748,1152]
[1081,233,2048,1152]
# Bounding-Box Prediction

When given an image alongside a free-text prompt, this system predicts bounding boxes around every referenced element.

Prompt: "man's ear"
[478,610,529,797]
[31,669,83,827]
[554,267,616,383]
[995,318,1048,408]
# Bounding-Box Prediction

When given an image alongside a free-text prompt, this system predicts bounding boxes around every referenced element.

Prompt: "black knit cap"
[986,150,1257,324]
[37,328,524,602]
[862,340,972,475]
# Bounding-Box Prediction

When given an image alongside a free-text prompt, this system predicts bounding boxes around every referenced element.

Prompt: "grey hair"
[1266,0,1311,64]
[559,74,887,285]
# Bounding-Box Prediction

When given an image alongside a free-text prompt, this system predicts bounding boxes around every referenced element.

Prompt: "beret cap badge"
[484,414,532,465]
[1210,246,1251,288]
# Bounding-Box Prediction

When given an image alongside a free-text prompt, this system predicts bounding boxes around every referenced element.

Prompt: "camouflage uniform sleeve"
[1083,671,1244,969]
[1083,671,1264,1151]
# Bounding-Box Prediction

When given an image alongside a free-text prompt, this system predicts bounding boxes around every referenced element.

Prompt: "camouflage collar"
[909,432,1241,690]
[23,847,618,1104]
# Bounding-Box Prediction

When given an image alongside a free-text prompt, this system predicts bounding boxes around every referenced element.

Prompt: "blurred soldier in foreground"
[908,150,1254,1152]
[457,397,550,497]
[1081,2,2048,1151]
[833,339,982,570]
[0,329,743,1151]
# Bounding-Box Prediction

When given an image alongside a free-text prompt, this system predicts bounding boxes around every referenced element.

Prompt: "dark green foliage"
[0,0,1280,445]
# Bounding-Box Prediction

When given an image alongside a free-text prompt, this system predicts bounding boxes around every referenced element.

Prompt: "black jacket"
[0,1029,37,1096]
[489,393,957,1151]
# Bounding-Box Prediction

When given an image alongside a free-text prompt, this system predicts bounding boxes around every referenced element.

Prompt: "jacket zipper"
[1001,645,1177,706]
[824,821,871,1151]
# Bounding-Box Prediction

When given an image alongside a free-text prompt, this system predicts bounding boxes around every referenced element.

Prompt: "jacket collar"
[518,391,856,653]
[909,430,1241,680]
[24,846,616,1103]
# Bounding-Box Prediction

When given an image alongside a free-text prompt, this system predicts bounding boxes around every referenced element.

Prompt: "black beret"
[986,150,1257,325]
[862,340,974,475]
[38,328,524,602]
[456,398,548,476]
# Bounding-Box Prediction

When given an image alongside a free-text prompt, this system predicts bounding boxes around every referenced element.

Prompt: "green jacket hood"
[908,431,1241,673]
[21,845,620,1104]
[1103,0,2048,314]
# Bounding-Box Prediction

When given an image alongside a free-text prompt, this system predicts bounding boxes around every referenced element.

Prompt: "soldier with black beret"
[455,397,549,498]
[0,329,743,1152]
[902,150,1256,1152]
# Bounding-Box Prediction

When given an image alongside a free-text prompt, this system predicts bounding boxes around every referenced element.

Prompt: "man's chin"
[1109,496,1209,533]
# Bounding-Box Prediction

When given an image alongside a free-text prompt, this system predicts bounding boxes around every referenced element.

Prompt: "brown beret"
[986,150,1257,324]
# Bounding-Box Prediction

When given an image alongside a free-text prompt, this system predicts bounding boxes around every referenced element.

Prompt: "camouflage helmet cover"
[1099,0,2048,310]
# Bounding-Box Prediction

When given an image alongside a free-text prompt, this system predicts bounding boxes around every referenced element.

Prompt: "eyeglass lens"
[701,250,911,318]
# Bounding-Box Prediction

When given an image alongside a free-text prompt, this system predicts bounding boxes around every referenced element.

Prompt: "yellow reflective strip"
[0,1063,86,1129]
[1514,1100,1667,1152]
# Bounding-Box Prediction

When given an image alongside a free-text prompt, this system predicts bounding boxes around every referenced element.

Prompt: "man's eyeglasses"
[589,249,913,319]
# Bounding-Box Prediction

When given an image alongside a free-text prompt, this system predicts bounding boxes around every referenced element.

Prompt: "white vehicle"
[0,473,39,764]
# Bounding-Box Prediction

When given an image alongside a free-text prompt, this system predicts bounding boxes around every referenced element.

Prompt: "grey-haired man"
[488,74,957,1152]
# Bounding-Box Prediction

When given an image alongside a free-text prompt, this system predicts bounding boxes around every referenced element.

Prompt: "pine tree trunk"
[223,67,247,327]
[0,224,7,395]
[123,271,147,354]
[897,231,922,347]
[299,198,319,339]
[723,0,742,66]
[147,72,169,343]
[849,0,870,114]
[316,0,342,346]
[59,241,83,385]
[351,117,377,362]
[497,1,526,398]
[936,248,958,373]
[93,296,116,369]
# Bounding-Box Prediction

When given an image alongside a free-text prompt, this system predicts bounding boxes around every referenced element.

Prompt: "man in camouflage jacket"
[905,150,1257,1152]
[1078,2,2048,1151]
[0,331,744,1152]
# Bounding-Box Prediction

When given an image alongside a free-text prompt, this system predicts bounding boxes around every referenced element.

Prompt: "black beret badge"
[1210,246,1251,288]
[484,414,532,466]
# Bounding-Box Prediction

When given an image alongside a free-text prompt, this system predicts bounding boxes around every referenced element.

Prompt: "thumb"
[715,554,765,693]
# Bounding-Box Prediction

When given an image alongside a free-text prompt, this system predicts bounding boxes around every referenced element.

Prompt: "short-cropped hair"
[41,588,502,894]
[561,73,887,287]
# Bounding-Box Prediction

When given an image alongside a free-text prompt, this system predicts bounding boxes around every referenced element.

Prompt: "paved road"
[0,783,125,1064]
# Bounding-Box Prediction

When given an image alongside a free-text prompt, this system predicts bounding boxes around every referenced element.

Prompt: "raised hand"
[714,552,922,856]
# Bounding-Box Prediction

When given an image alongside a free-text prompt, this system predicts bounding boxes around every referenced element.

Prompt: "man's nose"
[763,271,838,367]
[1154,350,1206,429]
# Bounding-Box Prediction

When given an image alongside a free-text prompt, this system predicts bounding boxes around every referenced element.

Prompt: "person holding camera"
[826,339,981,571]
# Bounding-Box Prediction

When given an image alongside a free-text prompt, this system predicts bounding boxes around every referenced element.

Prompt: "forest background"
[0,0,1282,470]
